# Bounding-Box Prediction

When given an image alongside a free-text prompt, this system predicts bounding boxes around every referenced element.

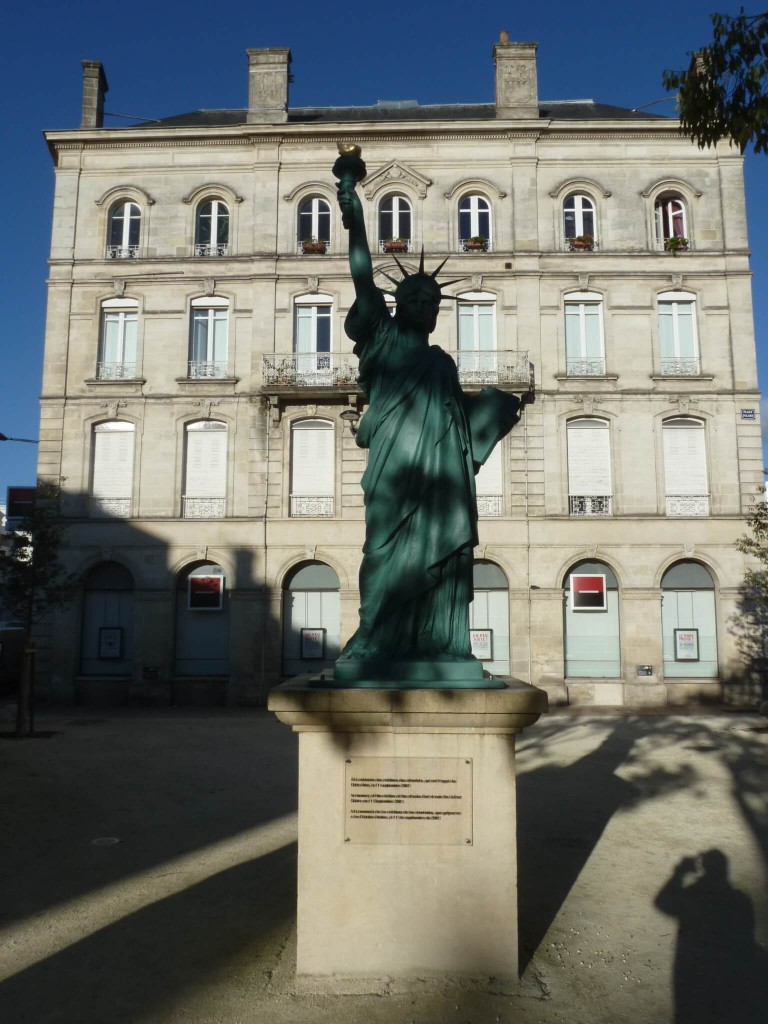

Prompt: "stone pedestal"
[269,679,547,980]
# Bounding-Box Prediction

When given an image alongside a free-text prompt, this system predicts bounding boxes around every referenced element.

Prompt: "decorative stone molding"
[578,274,590,290]
[640,177,702,200]
[549,177,611,200]
[95,184,155,207]
[102,399,126,419]
[181,183,243,205]
[203,278,216,296]
[362,160,432,200]
[195,398,221,419]
[112,279,126,297]
[306,404,317,417]
[671,273,684,288]
[306,276,319,292]
[283,181,336,203]
[444,178,507,200]
[305,544,317,561]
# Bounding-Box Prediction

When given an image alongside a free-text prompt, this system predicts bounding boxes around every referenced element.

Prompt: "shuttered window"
[91,422,134,517]
[567,419,611,495]
[185,422,227,497]
[290,420,334,517]
[663,418,709,514]
[475,443,503,516]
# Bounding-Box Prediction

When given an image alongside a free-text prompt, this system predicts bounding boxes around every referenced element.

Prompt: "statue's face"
[395,278,441,333]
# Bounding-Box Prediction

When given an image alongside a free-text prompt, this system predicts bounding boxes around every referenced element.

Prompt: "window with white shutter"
[663,418,709,516]
[475,442,502,516]
[91,422,135,518]
[567,418,612,516]
[183,421,227,518]
[290,419,334,517]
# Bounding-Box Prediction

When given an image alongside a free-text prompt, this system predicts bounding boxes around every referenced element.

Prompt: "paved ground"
[0,705,766,1024]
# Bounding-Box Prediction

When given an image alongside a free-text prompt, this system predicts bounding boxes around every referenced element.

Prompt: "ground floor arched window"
[282,562,340,676]
[563,560,620,677]
[174,563,229,676]
[470,561,510,676]
[80,561,134,676]
[661,561,718,678]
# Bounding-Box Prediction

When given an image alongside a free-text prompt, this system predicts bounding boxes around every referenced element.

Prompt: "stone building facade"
[37,40,763,706]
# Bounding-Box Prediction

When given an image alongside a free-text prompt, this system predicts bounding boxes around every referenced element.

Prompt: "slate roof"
[129,100,667,130]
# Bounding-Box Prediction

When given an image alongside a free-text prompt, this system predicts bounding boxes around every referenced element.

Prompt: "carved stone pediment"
[362,161,432,200]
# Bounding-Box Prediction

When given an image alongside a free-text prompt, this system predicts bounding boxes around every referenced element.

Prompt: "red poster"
[188,575,224,610]
[572,574,607,611]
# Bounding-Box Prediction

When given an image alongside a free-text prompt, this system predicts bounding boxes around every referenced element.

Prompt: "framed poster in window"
[188,575,224,610]
[99,627,123,659]
[571,574,607,611]
[469,628,493,661]
[301,628,325,659]
[674,628,699,661]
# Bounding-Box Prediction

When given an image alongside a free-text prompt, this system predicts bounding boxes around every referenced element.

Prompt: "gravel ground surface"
[0,705,766,1023]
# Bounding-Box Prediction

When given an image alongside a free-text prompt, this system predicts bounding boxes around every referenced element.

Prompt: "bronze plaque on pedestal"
[344,756,473,845]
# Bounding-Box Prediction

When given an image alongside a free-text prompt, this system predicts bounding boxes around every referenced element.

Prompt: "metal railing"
[569,495,613,517]
[451,350,533,387]
[194,243,229,257]
[378,239,413,254]
[290,495,334,518]
[566,357,606,376]
[659,357,701,376]
[183,496,225,519]
[666,494,710,517]
[96,362,137,380]
[105,245,139,259]
[262,354,358,388]
[477,495,502,517]
[297,241,331,255]
[90,496,131,518]
[564,238,599,252]
[459,238,492,253]
[188,361,229,379]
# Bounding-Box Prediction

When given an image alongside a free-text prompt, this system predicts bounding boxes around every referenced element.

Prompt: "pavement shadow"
[0,841,297,1024]
[655,849,768,1023]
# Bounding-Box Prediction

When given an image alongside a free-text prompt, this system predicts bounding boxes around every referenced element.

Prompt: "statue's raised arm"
[333,145,379,324]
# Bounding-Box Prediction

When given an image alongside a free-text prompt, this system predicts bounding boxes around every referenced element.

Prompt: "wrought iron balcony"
[262,354,358,388]
[659,357,701,376]
[666,494,709,517]
[183,496,225,519]
[90,496,131,518]
[477,495,502,517]
[188,361,229,379]
[566,357,606,376]
[96,361,137,380]
[105,245,139,259]
[569,495,613,517]
[451,350,533,388]
[290,495,334,518]
[194,243,229,257]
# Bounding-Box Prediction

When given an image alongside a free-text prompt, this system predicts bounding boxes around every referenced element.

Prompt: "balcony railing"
[183,496,225,519]
[659,356,701,376]
[262,354,358,388]
[188,361,229,379]
[290,495,334,518]
[459,238,492,253]
[96,361,137,380]
[105,245,139,259]
[297,240,331,255]
[194,243,229,257]
[378,239,413,254]
[566,357,606,376]
[564,238,598,252]
[569,495,613,517]
[90,496,131,518]
[654,238,694,252]
[451,350,533,387]
[666,494,710,517]
[477,494,502,517]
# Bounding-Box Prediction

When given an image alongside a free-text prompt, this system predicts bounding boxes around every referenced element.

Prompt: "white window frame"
[98,298,138,380]
[107,201,141,258]
[189,296,229,378]
[563,192,596,240]
[379,193,413,245]
[655,195,688,243]
[564,291,605,376]
[662,417,710,517]
[195,198,230,257]
[458,194,492,250]
[290,418,335,518]
[183,420,227,519]
[297,197,331,244]
[657,290,700,375]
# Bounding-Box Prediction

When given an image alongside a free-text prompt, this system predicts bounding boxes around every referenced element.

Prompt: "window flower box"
[569,234,594,251]
[382,238,409,253]
[464,236,489,252]
[664,236,689,253]
[301,238,327,255]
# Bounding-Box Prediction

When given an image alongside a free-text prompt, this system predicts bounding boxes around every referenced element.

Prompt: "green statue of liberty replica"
[331,145,529,688]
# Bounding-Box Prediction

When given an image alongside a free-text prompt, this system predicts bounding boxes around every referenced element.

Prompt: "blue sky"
[1,0,765,499]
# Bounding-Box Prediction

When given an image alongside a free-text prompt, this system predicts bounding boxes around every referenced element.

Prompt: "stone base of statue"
[268,677,547,982]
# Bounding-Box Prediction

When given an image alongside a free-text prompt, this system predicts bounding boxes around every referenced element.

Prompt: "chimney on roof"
[81,60,108,129]
[246,48,292,124]
[493,36,538,118]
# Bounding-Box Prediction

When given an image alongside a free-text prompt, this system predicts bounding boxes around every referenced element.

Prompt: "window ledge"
[175,376,240,394]
[555,373,618,382]
[650,374,714,382]
[84,377,146,388]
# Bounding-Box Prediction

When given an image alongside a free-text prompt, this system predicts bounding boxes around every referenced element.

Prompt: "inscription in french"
[344,756,472,846]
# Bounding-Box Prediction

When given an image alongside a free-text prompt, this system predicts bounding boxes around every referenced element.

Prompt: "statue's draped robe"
[340,291,519,662]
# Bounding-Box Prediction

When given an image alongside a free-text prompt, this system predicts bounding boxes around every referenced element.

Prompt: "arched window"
[189,296,229,378]
[290,419,334,518]
[97,298,138,380]
[658,291,700,375]
[458,194,491,251]
[294,293,333,382]
[563,192,596,248]
[282,562,340,676]
[661,561,718,678]
[80,562,134,678]
[107,201,141,259]
[655,194,689,250]
[563,561,620,678]
[195,199,229,257]
[379,194,412,252]
[662,418,709,516]
[567,418,612,516]
[183,421,227,519]
[90,422,134,518]
[298,197,331,252]
[457,291,497,380]
[175,563,229,680]
[564,291,605,376]
[470,561,510,676]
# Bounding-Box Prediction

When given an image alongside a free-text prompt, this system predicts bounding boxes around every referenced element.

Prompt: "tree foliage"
[737,489,768,609]
[663,10,768,153]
